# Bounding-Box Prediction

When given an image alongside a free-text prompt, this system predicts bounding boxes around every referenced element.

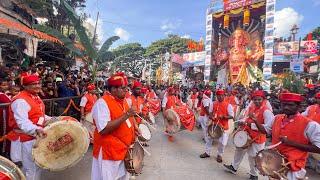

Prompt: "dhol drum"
[124,142,144,175]
[57,116,78,122]
[85,112,93,123]
[32,120,90,171]
[311,153,320,161]
[233,130,252,148]
[0,156,25,180]
[255,149,289,179]
[148,112,156,124]
[138,124,151,142]
[207,123,223,139]
[164,109,182,134]
[82,113,95,143]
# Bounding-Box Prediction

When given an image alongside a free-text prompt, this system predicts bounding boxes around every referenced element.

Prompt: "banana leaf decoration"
[33,24,83,57]
[61,0,97,60]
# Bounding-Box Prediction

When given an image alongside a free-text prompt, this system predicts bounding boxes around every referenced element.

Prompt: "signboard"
[274,40,318,55]
[224,0,253,11]
[204,12,213,82]
[182,51,206,68]
[290,58,304,73]
[263,0,276,78]
[309,65,318,74]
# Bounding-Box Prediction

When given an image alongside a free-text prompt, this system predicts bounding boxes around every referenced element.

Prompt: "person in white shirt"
[10,75,48,180]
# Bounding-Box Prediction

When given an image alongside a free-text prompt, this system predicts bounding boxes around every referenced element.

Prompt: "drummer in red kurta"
[162,87,181,111]
[91,72,139,180]
[302,92,320,123]
[80,83,98,143]
[80,83,98,120]
[126,81,144,124]
[187,88,199,111]
[162,87,181,141]
[206,89,234,163]
[8,75,48,180]
[224,90,274,180]
[258,92,320,180]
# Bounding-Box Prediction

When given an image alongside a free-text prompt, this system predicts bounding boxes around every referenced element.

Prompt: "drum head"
[148,112,155,124]
[57,116,78,122]
[233,131,249,148]
[85,113,93,123]
[208,124,223,139]
[255,149,288,178]
[125,142,144,174]
[138,124,151,142]
[32,121,90,171]
[164,109,181,134]
[0,156,25,180]
[311,153,320,161]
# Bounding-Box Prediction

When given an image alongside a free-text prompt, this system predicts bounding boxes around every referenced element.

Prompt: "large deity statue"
[217,27,264,85]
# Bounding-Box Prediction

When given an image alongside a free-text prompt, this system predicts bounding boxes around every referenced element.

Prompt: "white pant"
[10,138,22,162]
[231,142,265,176]
[91,149,129,180]
[199,116,228,156]
[287,169,307,180]
[21,140,41,180]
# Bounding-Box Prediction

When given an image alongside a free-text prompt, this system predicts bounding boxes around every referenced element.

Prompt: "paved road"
[42,114,319,180]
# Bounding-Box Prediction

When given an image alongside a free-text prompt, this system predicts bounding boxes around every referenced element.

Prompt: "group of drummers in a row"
[1,72,162,180]
[180,87,320,180]
[2,71,320,180]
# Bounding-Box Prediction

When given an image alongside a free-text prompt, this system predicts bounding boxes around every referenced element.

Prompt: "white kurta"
[198,96,212,154]
[79,95,88,107]
[264,115,320,180]
[232,109,275,176]
[91,98,129,180]
[11,98,47,180]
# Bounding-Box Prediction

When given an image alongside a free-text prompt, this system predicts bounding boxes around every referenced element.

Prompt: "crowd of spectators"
[0,63,107,101]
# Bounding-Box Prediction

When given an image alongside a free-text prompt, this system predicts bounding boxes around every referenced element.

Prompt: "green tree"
[145,35,189,58]
[111,43,146,77]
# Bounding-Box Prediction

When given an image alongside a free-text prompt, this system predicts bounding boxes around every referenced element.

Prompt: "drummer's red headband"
[22,74,40,86]
[132,81,142,89]
[216,89,225,95]
[107,72,128,87]
[204,90,211,96]
[279,93,303,102]
[251,90,265,98]
[315,92,320,99]
[87,83,95,91]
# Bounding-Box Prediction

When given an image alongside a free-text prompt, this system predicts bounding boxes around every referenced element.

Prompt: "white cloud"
[181,34,191,39]
[114,28,131,41]
[274,7,304,37]
[84,18,104,43]
[161,19,182,35]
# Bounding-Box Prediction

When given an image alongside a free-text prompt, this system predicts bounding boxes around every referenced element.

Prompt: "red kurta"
[212,100,230,130]
[92,94,135,160]
[272,114,310,171]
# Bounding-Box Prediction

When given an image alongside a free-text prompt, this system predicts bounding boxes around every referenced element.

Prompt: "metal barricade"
[0,96,82,157]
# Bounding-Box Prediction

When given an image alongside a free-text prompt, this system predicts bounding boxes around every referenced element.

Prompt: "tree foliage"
[282,71,305,94]
[111,43,146,77]
[145,35,189,58]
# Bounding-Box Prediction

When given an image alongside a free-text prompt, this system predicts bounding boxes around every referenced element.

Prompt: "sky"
[83,0,320,48]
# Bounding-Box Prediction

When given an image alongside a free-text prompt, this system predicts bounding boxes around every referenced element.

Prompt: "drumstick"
[137,140,151,156]
[135,114,157,131]
[265,141,282,150]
